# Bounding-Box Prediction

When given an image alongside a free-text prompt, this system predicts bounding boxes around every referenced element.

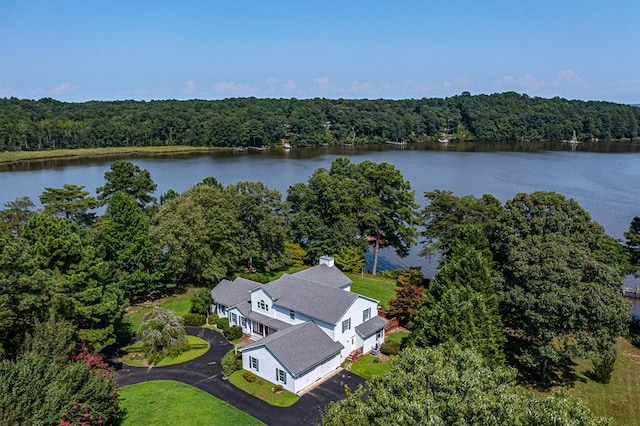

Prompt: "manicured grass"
[350,354,393,381]
[120,335,210,367]
[386,331,410,346]
[0,146,225,165]
[120,380,265,426]
[125,287,203,332]
[567,338,640,425]
[228,371,299,407]
[348,273,397,310]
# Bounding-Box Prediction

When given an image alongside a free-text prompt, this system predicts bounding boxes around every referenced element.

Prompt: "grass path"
[119,380,265,426]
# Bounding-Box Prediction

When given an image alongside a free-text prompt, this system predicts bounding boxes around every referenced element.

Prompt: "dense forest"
[1,92,639,152]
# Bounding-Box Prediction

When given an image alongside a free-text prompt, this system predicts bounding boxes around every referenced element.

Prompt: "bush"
[215,317,229,332]
[273,384,284,393]
[590,350,617,384]
[221,349,242,376]
[182,313,206,326]
[243,371,257,382]
[380,340,400,356]
[235,272,271,283]
[224,325,243,341]
[190,288,212,315]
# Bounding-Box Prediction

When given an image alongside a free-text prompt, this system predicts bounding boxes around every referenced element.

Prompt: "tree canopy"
[495,192,630,383]
[1,93,638,151]
[322,345,609,425]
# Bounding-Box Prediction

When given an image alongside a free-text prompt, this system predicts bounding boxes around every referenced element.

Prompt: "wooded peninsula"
[1,92,639,152]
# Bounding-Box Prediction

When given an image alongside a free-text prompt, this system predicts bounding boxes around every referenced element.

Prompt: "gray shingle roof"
[233,301,292,331]
[292,264,352,289]
[211,277,260,308]
[355,316,387,338]
[243,322,344,376]
[262,274,358,325]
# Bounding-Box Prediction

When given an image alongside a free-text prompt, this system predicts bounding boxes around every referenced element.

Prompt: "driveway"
[117,327,366,426]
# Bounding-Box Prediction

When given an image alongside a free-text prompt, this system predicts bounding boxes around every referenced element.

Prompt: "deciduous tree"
[321,345,609,425]
[139,307,188,363]
[496,192,629,384]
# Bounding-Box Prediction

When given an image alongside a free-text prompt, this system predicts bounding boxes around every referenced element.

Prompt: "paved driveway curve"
[116,327,365,426]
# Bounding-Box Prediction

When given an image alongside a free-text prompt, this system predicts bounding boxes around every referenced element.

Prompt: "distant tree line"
[1,92,639,152]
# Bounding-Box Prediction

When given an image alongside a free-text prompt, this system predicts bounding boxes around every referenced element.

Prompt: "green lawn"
[228,371,299,407]
[125,286,203,332]
[119,380,265,426]
[120,335,210,367]
[349,354,393,381]
[567,338,640,425]
[386,331,410,346]
[348,273,397,310]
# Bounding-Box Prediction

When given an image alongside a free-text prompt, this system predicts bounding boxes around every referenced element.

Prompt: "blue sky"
[1,1,638,103]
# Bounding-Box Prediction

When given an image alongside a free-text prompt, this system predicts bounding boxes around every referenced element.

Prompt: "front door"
[258,323,264,336]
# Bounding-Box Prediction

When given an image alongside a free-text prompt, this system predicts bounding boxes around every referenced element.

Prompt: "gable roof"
[243,322,344,377]
[291,264,352,289]
[211,277,260,308]
[232,301,292,332]
[355,315,387,338]
[262,274,359,325]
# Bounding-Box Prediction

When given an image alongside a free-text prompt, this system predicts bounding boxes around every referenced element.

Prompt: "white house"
[211,256,387,394]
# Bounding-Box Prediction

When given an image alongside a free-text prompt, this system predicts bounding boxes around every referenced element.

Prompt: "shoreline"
[0,146,229,166]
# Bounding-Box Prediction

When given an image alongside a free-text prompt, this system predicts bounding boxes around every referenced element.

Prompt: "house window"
[231,313,238,325]
[276,368,287,384]
[241,317,247,328]
[376,329,384,340]
[342,318,351,333]
[250,356,259,371]
[219,305,226,314]
[363,307,371,322]
[289,310,295,320]
[258,300,269,311]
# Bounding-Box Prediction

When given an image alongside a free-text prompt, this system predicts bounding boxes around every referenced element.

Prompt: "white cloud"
[495,70,587,95]
[552,69,586,88]
[212,81,256,95]
[407,76,473,95]
[313,77,337,92]
[283,79,297,92]
[348,80,372,93]
[183,80,197,95]
[50,81,77,94]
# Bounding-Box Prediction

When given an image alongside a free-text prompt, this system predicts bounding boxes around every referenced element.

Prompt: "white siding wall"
[241,346,342,394]
[250,288,275,317]
[362,329,385,354]
[335,297,378,357]
[291,354,342,393]
[242,347,296,394]
[272,304,306,325]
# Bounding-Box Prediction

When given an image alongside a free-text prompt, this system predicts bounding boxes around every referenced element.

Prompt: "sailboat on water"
[562,130,580,144]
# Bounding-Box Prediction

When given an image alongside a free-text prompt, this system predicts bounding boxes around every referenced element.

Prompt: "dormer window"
[258,299,269,311]
[289,309,295,320]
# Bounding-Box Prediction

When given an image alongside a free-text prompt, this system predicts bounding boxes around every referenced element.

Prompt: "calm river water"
[1,142,640,315]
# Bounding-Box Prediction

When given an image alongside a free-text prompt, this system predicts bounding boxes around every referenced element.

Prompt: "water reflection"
[2,140,640,173]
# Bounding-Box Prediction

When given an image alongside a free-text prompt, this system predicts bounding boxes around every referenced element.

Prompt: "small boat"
[562,130,581,144]
[386,140,407,146]
[283,142,291,151]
